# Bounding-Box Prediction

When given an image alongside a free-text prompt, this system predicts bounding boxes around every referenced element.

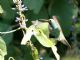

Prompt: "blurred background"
[0,0,80,60]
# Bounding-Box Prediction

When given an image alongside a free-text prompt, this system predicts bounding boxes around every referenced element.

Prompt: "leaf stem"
[0,28,20,34]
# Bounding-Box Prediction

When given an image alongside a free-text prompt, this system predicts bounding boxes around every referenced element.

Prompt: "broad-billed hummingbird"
[50,16,71,47]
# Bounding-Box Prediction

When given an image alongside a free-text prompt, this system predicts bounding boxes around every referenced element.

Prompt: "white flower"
[15,17,21,22]
[19,5,28,11]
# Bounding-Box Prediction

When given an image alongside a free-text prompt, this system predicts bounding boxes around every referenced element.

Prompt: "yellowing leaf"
[50,38,57,45]
[51,45,60,60]
[23,0,44,14]
[0,5,4,14]
[34,29,53,47]
[0,36,7,60]
[35,22,49,37]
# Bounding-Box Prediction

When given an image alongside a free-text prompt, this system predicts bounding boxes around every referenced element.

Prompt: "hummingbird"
[50,16,71,47]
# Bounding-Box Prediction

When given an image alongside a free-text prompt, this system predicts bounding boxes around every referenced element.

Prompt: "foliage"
[0,0,78,60]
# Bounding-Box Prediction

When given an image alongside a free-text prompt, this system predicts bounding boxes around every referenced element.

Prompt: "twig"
[0,28,20,34]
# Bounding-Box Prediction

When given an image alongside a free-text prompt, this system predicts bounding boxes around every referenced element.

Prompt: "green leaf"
[0,22,13,44]
[43,57,55,60]
[23,0,44,14]
[5,45,34,60]
[5,45,22,60]
[26,7,49,20]
[0,37,7,58]
[0,0,16,24]
[49,0,78,36]
[75,23,80,33]
[34,28,54,47]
